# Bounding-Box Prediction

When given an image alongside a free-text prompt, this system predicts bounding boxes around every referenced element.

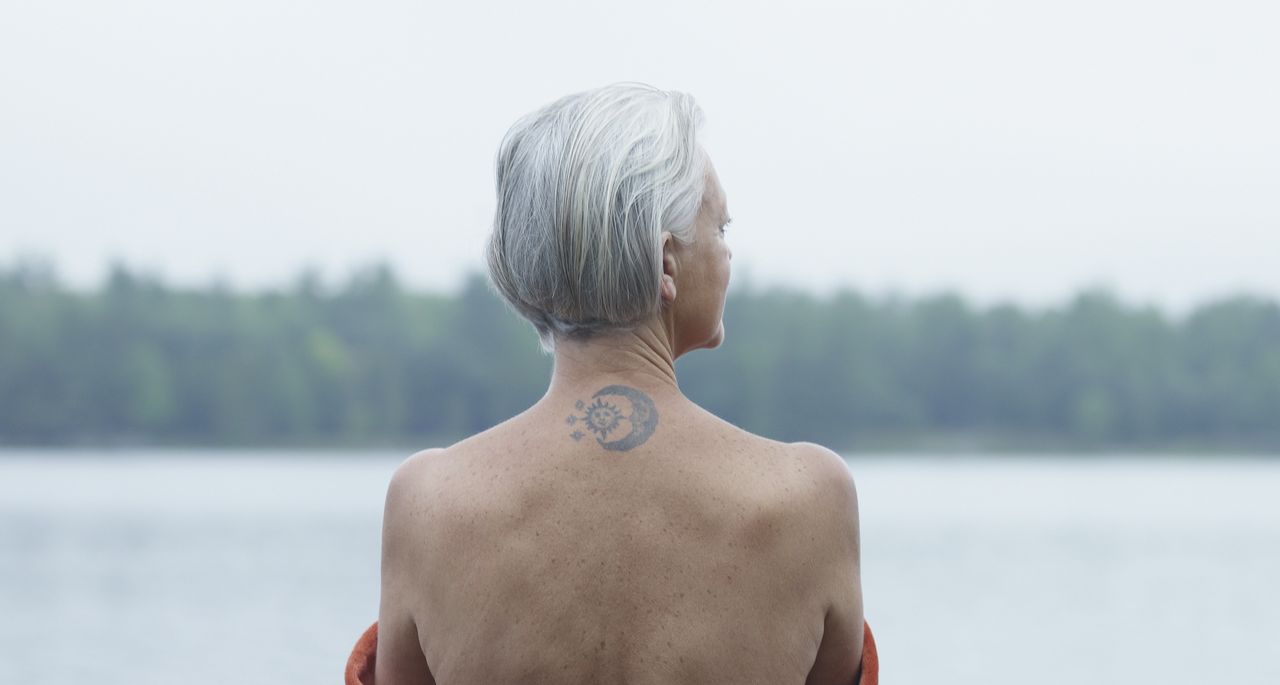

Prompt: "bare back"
[378,384,863,684]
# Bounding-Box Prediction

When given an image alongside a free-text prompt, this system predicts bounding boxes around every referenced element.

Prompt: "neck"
[544,318,681,402]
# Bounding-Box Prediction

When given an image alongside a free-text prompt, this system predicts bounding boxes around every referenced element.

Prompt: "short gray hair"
[485,82,708,352]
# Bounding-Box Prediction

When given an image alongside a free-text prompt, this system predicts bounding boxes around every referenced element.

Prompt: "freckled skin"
[393,401,846,684]
[377,158,863,685]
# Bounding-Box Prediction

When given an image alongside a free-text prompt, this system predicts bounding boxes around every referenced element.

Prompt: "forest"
[2,257,1278,452]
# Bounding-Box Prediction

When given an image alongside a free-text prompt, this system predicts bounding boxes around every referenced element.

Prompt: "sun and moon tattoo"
[564,384,659,451]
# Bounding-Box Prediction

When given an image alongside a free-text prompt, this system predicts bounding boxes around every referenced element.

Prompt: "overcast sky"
[2,0,1276,317]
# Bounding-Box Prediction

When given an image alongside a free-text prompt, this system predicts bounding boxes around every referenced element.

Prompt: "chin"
[704,322,726,349]
[680,321,725,356]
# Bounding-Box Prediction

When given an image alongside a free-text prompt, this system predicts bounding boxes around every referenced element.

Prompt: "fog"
[2,0,1277,317]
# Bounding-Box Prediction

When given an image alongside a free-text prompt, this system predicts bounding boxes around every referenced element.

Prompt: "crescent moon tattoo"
[564,384,659,451]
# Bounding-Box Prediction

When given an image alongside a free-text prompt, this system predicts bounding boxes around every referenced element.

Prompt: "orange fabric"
[344,618,878,684]
[344,621,379,685]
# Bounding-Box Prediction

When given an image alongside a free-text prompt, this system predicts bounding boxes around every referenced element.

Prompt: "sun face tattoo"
[565,384,659,451]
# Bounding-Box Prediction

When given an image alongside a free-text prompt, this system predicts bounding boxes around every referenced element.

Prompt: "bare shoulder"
[785,441,860,548]
[687,404,857,505]
[788,441,858,499]
[687,402,795,453]
[377,449,447,684]
[787,443,864,685]
[386,447,447,498]
[381,447,450,544]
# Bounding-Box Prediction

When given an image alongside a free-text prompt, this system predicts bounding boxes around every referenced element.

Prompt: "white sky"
[1,0,1277,317]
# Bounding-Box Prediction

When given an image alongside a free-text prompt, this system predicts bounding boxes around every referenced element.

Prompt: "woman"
[347,82,875,684]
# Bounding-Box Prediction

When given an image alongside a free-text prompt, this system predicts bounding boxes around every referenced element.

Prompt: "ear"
[660,231,678,304]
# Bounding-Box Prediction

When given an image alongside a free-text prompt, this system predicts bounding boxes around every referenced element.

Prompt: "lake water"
[1,450,1278,684]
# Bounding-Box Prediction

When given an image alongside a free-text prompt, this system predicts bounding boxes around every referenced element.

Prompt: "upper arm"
[796,442,864,685]
[375,449,441,685]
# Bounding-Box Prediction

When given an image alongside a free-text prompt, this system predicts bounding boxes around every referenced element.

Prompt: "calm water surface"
[1,449,1277,685]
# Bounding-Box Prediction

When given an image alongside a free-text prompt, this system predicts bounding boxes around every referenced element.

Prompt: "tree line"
[1,257,1277,452]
